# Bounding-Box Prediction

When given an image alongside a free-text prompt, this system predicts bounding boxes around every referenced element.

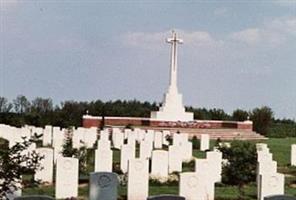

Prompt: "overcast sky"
[0,0,295,119]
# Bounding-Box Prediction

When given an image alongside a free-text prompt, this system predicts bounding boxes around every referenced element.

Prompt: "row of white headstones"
[1,124,296,200]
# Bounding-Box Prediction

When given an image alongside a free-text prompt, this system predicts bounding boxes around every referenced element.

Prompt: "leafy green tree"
[232,109,249,121]
[250,106,273,135]
[218,140,257,199]
[0,137,43,198]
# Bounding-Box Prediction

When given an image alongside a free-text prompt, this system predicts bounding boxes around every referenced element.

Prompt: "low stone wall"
[82,115,253,131]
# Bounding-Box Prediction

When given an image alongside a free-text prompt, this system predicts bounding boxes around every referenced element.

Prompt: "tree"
[250,106,273,135]
[0,97,12,113]
[31,97,53,113]
[218,140,257,199]
[209,108,231,120]
[0,137,43,198]
[13,95,31,113]
[61,129,88,174]
[232,109,249,121]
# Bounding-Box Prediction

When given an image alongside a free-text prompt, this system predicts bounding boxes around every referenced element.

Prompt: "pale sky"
[1,0,296,119]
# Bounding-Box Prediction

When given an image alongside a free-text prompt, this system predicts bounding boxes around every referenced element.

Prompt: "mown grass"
[22,138,296,199]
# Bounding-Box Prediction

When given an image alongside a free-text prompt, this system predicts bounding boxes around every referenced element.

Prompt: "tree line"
[0,95,295,136]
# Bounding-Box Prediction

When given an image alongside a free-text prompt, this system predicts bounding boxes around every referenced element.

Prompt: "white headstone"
[100,130,109,141]
[257,160,278,199]
[127,158,149,200]
[168,145,182,173]
[84,127,97,148]
[179,172,207,200]
[95,145,113,172]
[136,129,146,142]
[206,151,223,183]
[55,157,79,199]
[151,150,169,178]
[200,134,210,151]
[120,144,135,173]
[34,148,53,183]
[97,139,111,150]
[124,129,132,139]
[256,143,269,152]
[112,128,124,149]
[43,125,52,146]
[259,173,285,200]
[173,133,188,146]
[257,151,273,163]
[127,132,137,147]
[194,158,217,200]
[72,128,84,149]
[140,140,153,159]
[145,130,155,144]
[154,131,163,149]
[180,142,192,161]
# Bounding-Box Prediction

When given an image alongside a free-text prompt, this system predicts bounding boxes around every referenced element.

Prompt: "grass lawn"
[22,137,296,199]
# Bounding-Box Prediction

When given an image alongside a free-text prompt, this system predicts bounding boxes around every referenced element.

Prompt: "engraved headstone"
[55,157,79,199]
[180,141,192,161]
[34,148,53,183]
[179,172,207,200]
[95,145,113,172]
[259,173,285,200]
[128,158,149,200]
[168,145,182,173]
[89,172,118,200]
[151,150,169,178]
[194,159,216,200]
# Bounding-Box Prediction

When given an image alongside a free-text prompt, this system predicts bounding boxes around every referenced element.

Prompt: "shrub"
[0,137,43,198]
[218,140,257,199]
[191,136,200,149]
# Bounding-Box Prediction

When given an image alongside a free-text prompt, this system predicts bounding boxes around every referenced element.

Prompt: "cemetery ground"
[21,137,296,200]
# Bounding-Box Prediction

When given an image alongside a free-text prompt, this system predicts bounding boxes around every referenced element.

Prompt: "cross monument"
[151,31,194,121]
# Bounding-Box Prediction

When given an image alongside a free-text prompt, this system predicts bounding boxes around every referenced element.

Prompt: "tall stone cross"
[166,30,183,93]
